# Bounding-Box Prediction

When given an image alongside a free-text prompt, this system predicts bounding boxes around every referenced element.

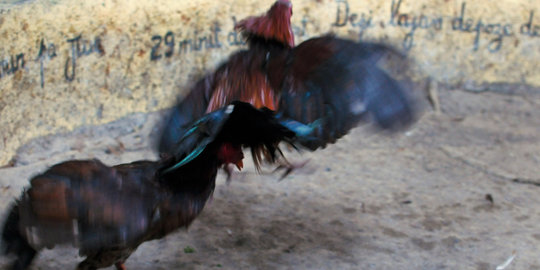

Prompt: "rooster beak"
[235,160,244,170]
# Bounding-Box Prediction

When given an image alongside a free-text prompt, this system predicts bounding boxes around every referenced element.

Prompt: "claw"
[273,159,310,180]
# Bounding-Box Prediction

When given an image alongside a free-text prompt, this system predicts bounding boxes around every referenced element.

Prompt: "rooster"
[2,102,295,270]
[159,0,416,169]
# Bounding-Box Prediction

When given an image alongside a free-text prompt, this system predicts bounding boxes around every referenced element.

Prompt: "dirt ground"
[0,87,539,270]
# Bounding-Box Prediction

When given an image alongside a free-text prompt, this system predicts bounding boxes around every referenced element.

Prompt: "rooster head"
[235,0,295,48]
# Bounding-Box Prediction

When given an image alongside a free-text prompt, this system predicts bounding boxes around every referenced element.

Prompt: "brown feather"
[206,51,279,113]
[27,178,70,221]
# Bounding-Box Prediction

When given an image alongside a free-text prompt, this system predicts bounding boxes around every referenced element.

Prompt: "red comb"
[235,0,295,47]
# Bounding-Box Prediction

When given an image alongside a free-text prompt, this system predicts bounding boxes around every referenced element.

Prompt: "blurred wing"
[17,160,159,251]
[272,35,416,150]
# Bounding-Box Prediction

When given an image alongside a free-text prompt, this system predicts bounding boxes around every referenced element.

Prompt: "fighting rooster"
[2,102,295,270]
[159,0,416,168]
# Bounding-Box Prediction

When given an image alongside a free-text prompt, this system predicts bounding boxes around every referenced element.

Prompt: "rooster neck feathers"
[205,50,280,113]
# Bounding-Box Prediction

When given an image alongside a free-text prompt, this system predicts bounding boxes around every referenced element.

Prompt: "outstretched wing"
[268,35,416,150]
[17,159,160,252]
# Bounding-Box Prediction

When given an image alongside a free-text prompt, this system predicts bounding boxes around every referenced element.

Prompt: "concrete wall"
[0,0,538,165]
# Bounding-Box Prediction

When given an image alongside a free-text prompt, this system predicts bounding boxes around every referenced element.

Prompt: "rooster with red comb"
[159,0,416,177]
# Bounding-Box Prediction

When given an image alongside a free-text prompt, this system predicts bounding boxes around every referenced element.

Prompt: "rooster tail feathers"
[161,105,233,174]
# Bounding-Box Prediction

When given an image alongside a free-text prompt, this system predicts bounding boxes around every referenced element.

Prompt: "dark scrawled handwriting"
[333,0,374,38]
[1,1,538,87]
[335,0,537,53]
[451,3,513,53]
[151,22,223,61]
[0,53,25,79]
[64,35,105,82]
[520,11,540,38]
[36,38,57,88]
[227,17,247,46]
[389,0,443,51]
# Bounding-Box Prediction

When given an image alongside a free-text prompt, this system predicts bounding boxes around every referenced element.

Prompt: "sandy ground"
[0,87,539,270]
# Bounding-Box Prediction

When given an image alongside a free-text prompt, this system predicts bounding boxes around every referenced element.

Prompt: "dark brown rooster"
[159,0,416,166]
[2,102,296,270]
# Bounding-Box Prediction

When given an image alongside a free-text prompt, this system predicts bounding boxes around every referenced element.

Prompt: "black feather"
[2,203,37,270]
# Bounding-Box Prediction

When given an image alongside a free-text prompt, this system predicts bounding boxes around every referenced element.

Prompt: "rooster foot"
[273,159,310,180]
[223,164,238,184]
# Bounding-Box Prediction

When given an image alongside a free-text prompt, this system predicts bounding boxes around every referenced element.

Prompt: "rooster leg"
[115,262,127,270]
[223,164,236,184]
[10,248,37,270]
[273,159,311,180]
